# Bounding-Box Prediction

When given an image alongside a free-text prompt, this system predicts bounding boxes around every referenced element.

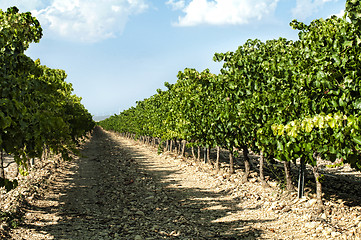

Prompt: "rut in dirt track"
[14,126,262,239]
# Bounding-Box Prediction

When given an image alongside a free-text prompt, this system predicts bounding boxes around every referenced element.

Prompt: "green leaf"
[305,142,312,152]
[354,99,361,109]
[229,82,237,89]
[343,40,353,48]
[352,135,361,145]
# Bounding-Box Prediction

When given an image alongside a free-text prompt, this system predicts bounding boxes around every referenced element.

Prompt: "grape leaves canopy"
[99,0,361,209]
[0,7,95,190]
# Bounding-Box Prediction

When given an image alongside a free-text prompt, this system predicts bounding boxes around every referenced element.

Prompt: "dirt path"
[5,127,361,239]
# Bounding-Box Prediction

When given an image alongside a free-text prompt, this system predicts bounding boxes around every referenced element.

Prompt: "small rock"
[331,231,341,238]
[316,226,323,233]
[249,178,257,183]
[269,202,279,210]
[269,181,278,188]
[305,221,319,229]
[322,227,333,236]
[306,199,317,207]
[302,214,311,221]
[282,205,291,212]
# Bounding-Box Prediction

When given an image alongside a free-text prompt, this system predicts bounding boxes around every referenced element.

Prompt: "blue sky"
[0,0,346,117]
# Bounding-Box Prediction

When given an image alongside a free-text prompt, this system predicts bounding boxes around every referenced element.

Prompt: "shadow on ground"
[20,127,273,239]
[201,143,361,208]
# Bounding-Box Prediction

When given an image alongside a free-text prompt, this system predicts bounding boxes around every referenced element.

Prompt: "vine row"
[0,7,95,190]
[99,0,361,211]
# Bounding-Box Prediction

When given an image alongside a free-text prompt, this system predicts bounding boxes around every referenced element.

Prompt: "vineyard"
[99,0,361,213]
[1,1,361,239]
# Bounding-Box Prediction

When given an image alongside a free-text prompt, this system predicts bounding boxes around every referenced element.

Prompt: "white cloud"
[292,0,338,20]
[169,0,279,26]
[112,5,122,12]
[166,0,185,10]
[9,0,149,43]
